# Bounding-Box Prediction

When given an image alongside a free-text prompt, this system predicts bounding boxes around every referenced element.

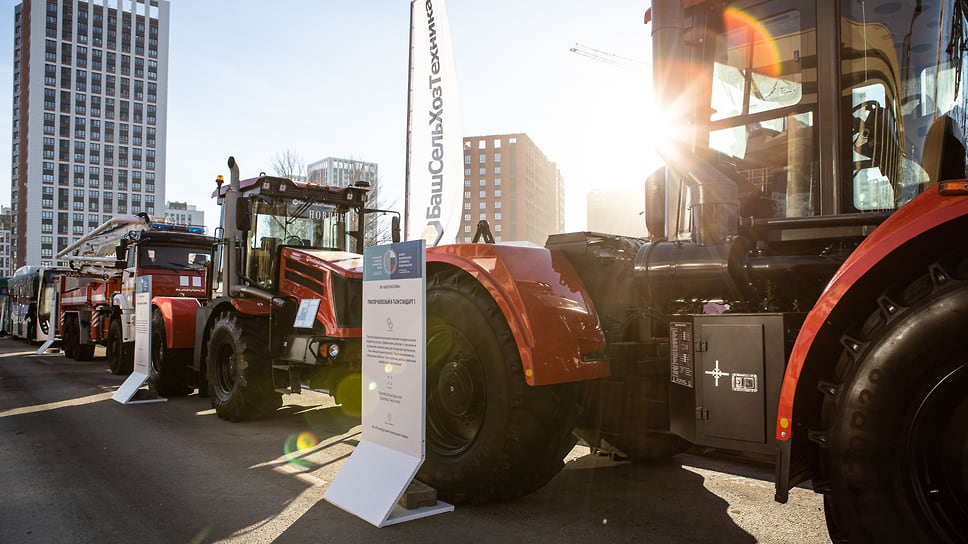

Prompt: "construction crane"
[568,42,648,71]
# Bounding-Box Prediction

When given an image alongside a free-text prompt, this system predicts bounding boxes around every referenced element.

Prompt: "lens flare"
[368,381,377,391]
[283,431,319,468]
[724,8,782,78]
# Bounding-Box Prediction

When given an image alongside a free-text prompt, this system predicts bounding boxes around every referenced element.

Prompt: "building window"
[464,191,471,199]
[464,154,471,165]
[479,168,486,176]
[479,191,486,198]
[479,202,486,210]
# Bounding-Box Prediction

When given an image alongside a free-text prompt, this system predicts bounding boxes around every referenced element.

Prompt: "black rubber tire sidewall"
[106,318,129,375]
[149,308,191,397]
[206,315,275,421]
[418,271,579,504]
[822,280,968,543]
[63,317,77,359]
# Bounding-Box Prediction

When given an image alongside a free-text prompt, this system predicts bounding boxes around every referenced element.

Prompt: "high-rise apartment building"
[10,0,170,268]
[163,200,204,230]
[307,156,381,245]
[461,133,564,245]
[0,206,13,275]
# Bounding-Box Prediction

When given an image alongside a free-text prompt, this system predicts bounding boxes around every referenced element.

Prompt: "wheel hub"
[437,359,475,417]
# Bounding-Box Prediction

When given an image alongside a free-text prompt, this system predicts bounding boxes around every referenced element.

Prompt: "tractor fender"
[777,188,968,442]
[231,297,272,316]
[152,297,201,350]
[427,243,609,386]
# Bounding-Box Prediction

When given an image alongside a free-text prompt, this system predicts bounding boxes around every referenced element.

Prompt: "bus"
[8,267,65,343]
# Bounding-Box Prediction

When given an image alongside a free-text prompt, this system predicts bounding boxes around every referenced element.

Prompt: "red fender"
[427,243,609,386]
[777,187,968,441]
[152,297,201,350]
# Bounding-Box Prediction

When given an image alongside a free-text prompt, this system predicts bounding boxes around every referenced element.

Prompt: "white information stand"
[325,240,453,526]
[113,276,166,404]
[35,293,58,354]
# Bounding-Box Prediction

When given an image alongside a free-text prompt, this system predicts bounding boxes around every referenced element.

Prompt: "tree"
[271,150,306,180]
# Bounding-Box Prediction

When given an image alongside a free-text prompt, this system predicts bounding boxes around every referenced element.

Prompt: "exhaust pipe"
[223,156,241,292]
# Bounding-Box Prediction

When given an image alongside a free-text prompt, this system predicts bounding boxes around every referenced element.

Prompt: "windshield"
[704,1,820,219]
[698,0,968,219]
[247,197,347,252]
[842,0,968,211]
[244,197,349,291]
[139,245,212,271]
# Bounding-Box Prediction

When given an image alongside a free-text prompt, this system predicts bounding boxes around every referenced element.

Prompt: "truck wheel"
[418,270,579,504]
[819,254,968,543]
[106,318,133,375]
[62,317,77,359]
[206,314,279,421]
[149,308,192,397]
[76,341,95,361]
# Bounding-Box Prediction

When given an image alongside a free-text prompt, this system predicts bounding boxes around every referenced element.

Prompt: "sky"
[0,0,662,234]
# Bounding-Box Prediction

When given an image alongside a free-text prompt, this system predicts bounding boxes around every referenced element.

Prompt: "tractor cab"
[212,175,370,295]
[648,0,968,245]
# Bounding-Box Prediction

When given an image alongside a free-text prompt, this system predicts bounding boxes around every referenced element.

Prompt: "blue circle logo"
[384,248,398,274]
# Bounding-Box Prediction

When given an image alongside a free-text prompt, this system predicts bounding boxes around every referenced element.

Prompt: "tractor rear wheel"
[819,253,968,543]
[206,314,280,421]
[149,308,192,397]
[418,270,579,504]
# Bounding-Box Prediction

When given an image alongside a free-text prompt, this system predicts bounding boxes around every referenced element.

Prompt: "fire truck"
[379,1,966,542]
[55,214,214,395]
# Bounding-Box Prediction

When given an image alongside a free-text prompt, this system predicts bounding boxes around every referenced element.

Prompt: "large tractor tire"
[418,270,579,504]
[819,253,968,543]
[149,308,192,397]
[206,314,281,421]
[106,317,133,375]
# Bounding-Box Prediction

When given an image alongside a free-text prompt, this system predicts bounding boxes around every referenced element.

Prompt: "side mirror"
[115,239,128,265]
[236,197,251,232]
[391,216,401,243]
[645,167,667,239]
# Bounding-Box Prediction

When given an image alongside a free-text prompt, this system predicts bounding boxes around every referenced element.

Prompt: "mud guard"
[152,297,201,349]
[427,243,609,386]
[775,188,968,495]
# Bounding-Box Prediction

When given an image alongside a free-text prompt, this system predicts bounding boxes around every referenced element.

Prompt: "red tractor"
[152,159,395,420]
[400,1,968,542]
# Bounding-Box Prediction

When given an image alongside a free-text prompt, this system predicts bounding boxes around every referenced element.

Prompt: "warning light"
[939,180,968,196]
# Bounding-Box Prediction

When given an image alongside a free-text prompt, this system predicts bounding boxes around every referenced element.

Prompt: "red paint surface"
[777,188,968,440]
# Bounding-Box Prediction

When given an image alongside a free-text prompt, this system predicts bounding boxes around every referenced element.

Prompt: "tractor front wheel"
[206,314,280,421]
[418,270,579,504]
[820,253,968,543]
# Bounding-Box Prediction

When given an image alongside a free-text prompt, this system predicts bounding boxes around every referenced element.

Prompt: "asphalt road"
[0,337,829,543]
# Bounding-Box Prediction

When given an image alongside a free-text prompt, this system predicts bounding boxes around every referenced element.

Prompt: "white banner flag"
[406,0,463,246]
